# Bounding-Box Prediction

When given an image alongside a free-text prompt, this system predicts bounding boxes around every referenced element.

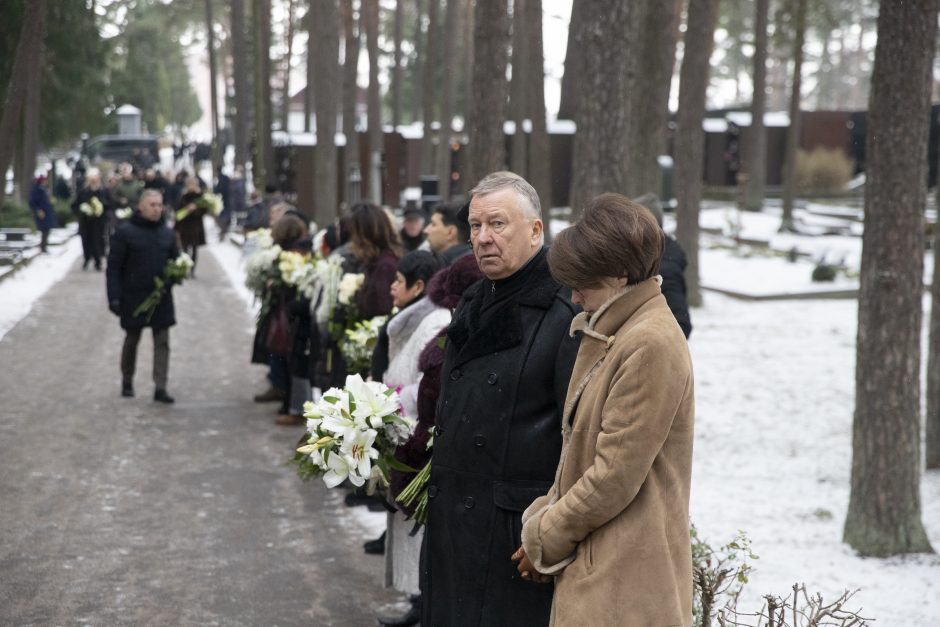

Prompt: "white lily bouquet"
[197,192,223,216]
[293,374,416,489]
[133,253,194,321]
[341,315,387,375]
[79,196,104,217]
[244,243,283,298]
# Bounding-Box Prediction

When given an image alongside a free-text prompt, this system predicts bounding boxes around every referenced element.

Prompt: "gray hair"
[140,188,163,203]
[470,171,541,220]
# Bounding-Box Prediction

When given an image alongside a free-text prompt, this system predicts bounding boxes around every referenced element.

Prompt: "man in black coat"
[422,172,580,626]
[106,189,180,403]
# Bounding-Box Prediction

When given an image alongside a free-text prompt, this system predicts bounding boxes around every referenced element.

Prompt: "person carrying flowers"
[106,189,183,404]
[174,176,208,277]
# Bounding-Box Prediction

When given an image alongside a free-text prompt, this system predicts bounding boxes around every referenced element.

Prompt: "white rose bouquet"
[293,374,416,489]
[340,315,387,375]
[79,196,104,217]
[244,244,283,298]
[115,207,133,220]
[278,250,319,300]
[197,192,223,216]
[133,253,194,321]
[337,272,365,305]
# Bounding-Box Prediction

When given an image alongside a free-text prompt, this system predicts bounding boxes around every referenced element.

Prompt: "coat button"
[463,496,475,509]
[487,373,498,385]
[428,485,439,499]
[450,369,462,381]
[473,435,486,447]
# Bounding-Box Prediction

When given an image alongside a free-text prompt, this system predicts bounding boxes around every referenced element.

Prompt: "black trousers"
[79,216,106,264]
[121,327,170,390]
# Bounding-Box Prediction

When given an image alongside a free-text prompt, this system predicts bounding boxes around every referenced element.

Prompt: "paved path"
[0,245,398,625]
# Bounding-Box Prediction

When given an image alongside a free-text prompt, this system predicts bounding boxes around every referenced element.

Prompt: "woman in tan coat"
[512,193,695,626]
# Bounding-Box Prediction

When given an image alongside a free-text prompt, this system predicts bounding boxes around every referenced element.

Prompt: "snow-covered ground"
[3,211,938,623]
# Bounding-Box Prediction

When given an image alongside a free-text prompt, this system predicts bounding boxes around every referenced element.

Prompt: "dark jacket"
[422,248,581,627]
[71,186,112,221]
[29,183,57,231]
[660,236,692,338]
[441,242,473,266]
[175,191,207,248]
[106,213,180,330]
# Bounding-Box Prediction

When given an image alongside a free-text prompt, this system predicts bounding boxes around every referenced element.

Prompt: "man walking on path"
[422,172,580,626]
[106,189,179,403]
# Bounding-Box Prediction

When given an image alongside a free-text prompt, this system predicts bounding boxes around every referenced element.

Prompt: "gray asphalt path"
[0,245,399,626]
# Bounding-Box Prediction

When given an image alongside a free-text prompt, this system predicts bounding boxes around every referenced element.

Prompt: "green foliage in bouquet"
[133,253,194,321]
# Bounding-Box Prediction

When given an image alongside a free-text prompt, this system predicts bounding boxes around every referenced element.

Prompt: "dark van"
[84,134,159,166]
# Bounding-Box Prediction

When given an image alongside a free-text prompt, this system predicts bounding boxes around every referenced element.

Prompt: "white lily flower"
[323,452,354,488]
[339,427,379,484]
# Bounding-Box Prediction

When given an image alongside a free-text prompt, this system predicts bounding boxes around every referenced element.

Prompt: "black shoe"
[121,382,134,398]
[377,595,421,627]
[154,389,175,404]
[363,531,386,555]
[94,263,102,271]
[82,259,90,270]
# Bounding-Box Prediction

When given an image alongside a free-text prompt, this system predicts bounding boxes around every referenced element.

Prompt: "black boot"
[377,595,421,627]
[121,381,134,398]
[154,389,175,404]
[363,530,386,555]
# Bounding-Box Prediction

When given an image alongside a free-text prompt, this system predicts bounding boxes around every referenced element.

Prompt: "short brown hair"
[549,193,664,288]
[272,213,309,248]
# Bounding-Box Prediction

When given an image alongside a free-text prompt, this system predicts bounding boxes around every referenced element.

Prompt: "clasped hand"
[511,546,552,584]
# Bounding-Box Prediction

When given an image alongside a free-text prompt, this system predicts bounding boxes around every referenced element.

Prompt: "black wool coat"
[660,236,692,338]
[422,248,581,627]
[106,213,180,330]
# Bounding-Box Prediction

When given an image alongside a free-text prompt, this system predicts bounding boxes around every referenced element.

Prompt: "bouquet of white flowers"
[197,192,223,216]
[115,207,133,220]
[245,228,274,253]
[244,244,283,297]
[337,272,364,305]
[79,196,104,217]
[133,253,194,321]
[293,374,416,489]
[278,250,320,300]
[341,315,387,375]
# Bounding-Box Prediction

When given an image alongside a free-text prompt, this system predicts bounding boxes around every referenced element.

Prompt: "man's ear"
[531,218,544,244]
[445,224,458,241]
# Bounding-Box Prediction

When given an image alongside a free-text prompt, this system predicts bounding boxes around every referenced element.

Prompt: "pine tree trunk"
[0,0,46,208]
[231,0,251,170]
[281,0,296,132]
[313,0,340,225]
[567,0,629,218]
[304,5,313,133]
[674,0,719,309]
[623,0,679,199]
[780,0,806,233]
[508,0,528,177]
[929,199,940,469]
[556,0,583,122]
[844,0,938,557]
[206,0,221,170]
[435,0,460,198]
[19,38,45,207]
[411,0,424,125]
[392,0,404,128]
[466,0,510,188]
[364,0,382,202]
[744,0,769,211]
[420,0,440,178]
[341,0,361,203]
[524,0,551,236]
[253,0,275,188]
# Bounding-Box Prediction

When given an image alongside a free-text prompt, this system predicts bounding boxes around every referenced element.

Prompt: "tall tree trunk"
[304,5,313,133]
[341,0,361,205]
[19,38,45,206]
[508,0,528,176]
[556,0,583,122]
[780,0,806,233]
[467,0,510,188]
[411,0,425,125]
[524,0,551,236]
[567,0,629,217]
[675,0,719,309]
[0,0,46,208]
[744,0,769,211]
[929,189,940,469]
[435,0,460,199]
[253,0,275,188]
[623,0,679,198]
[392,0,404,128]
[206,0,221,171]
[363,0,383,202]
[281,0,296,132]
[420,0,440,178]
[843,0,938,557]
[231,0,251,170]
[313,0,340,225]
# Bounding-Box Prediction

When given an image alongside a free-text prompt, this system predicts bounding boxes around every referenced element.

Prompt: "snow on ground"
[0,233,81,342]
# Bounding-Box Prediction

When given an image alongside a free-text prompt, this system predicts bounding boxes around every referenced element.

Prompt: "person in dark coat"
[214,166,233,240]
[421,172,580,627]
[348,201,402,320]
[424,201,472,265]
[106,189,180,403]
[29,175,57,253]
[71,169,112,270]
[400,205,428,252]
[174,176,207,276]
